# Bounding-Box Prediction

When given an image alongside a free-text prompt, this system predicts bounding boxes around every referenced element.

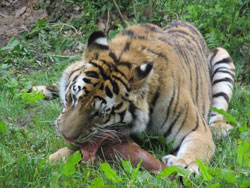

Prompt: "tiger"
[33,20,235,173]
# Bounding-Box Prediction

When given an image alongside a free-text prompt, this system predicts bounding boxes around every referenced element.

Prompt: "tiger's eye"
[90,112,99,119]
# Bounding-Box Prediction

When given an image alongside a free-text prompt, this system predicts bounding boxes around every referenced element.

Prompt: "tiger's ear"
[84,31,109,61]
[130,62,154,91]
[87,31,109,50]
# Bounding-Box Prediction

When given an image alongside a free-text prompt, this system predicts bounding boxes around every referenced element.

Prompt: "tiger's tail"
[208,48,236,136]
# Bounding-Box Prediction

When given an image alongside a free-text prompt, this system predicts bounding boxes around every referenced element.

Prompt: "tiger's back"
[108,21,213,137]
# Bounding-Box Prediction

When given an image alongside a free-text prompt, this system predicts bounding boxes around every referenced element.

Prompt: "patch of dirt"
[0,0,47,48]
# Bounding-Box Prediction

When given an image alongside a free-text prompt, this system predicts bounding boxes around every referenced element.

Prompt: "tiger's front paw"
[210,122,233,139]
[162,155,199,174]
[49,147,74,163]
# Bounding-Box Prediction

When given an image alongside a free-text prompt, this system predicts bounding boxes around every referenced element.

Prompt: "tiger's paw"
[162,155,199,174]
[29,85,58,100]
[210,122,233,139]
[49,147,74,163]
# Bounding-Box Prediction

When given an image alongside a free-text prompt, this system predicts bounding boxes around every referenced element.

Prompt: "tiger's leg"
[162,115,215,173]
[208,48,235,138]
[29,85,59,100]
[29,61,85,100]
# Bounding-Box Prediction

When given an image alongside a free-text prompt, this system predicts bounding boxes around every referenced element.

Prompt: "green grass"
[0,0,249,187]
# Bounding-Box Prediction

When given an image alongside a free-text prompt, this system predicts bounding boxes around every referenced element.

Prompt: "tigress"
[33,20,235,173]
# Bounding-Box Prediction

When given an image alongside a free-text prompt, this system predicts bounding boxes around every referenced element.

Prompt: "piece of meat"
[97,134,167,173]
[78,132,167,173]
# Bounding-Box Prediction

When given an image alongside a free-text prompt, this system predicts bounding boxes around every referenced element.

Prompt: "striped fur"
[35,20,235,172]
[208,48,235,137]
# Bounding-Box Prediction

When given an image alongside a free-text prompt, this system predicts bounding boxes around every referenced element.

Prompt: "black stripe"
[167,30,205,66]
[173,104,188,138]
[114,102,123,110]
[105,86,113,98]
[149,88,159,114]
[51,92,59,98]
[77,85,81,91]
[211,68,235,80]
[72,94,77,104]
[84,89,89,95]
[72,75,79,82]
[121,29,134,37]
[173,81,181,115]
[149,35,172,46]
[83,78,91,84]
[163,111,182,137]
[171,145,180,154]
[119,110,126,122]
[117,62,132,69]
[99,83,104,90]
[113,66,127,79]
[65,95,68,102]
[123,41,131,51]
[140,23,163,33]
[194,59,199,104]
[111,80,119,95]
[202,118,207,131]
[213,57,232,66]
[210,48,219,63]
[167,29,204,54]
[212,77,234,85]
[167,29,189,36]
[109,52,118,63]
[118,42,131,62]
[210,113,216,117]
[129,103,137,119]
[165,20,202,40]
[192,115,199,131]
[172,115,199,152]
[141,46,168,61]
[93,82,98,87]
[174,44,190,66]
[89,61,108,79]
[68,68,81,79]
[86,71,99,79]
[213,92,230,103]
[94,95,106,102]
[151,90,160,107]
[71,83,76,91]
[122,29,171,46]
[121,29,146,40]
[94,52,99,59]
[161,85,176,128]
[113,75,129,91]
[100,60,112,69]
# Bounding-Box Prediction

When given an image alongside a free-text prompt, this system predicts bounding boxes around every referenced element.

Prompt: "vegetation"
[0,0,249,187]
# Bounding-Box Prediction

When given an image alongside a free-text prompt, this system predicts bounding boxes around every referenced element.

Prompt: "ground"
[0,0,47,48]
[0,0,249,187]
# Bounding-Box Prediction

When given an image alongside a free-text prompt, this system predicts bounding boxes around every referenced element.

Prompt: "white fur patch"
[140,64,147,72]
[95,37,108,46]
[59,71,71,105]
[59,61,85,105]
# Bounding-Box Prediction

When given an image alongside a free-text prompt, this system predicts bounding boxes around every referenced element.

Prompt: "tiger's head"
[56,31,154,143]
